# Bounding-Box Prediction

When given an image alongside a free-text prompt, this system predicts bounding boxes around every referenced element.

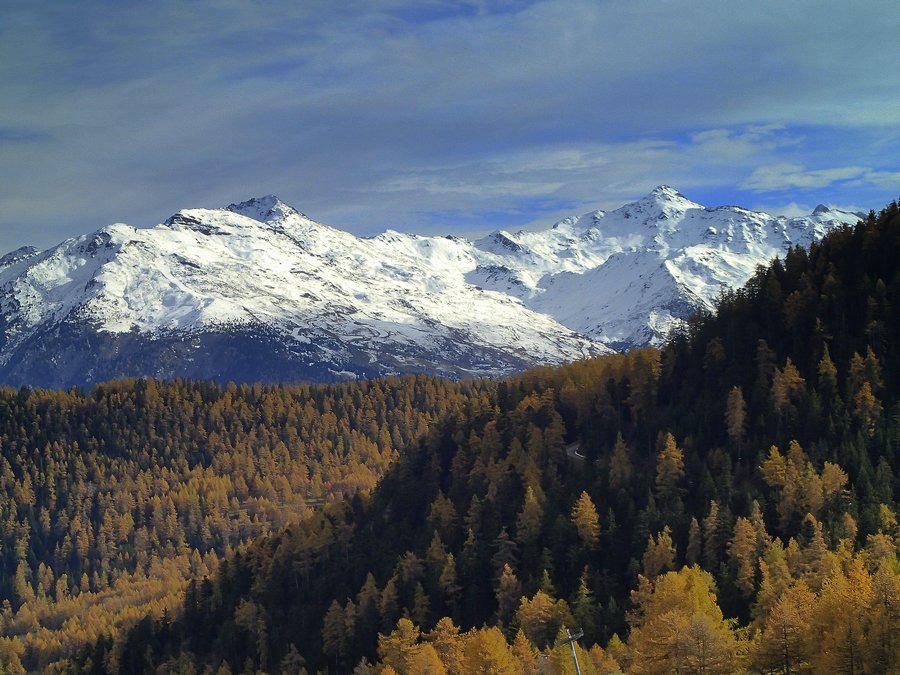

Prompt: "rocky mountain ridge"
[0,187,861,387]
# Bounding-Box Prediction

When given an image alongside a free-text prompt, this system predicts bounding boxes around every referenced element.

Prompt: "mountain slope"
[0,189,860,387]
[0,197,602,387]
[474,186,860,348]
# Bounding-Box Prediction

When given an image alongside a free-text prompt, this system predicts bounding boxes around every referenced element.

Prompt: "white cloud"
[741,163,869,191]
[741,163,900,193]
[865,170,900,190]
[688,126,802,163]
[367,126,799,218]
[0,0,898,251]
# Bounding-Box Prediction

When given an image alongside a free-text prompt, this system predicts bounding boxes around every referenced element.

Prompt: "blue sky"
[1,0,898,253]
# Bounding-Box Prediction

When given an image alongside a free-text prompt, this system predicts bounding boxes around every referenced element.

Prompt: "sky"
[1,0,899,253]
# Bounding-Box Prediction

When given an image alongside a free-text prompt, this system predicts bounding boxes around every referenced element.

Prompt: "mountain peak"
[645,185,701,207]
[649,184,683,199]
[610,185,701,222]
[226,195,303,223]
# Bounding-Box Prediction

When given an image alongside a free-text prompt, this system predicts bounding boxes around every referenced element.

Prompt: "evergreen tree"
[571,491,601,550]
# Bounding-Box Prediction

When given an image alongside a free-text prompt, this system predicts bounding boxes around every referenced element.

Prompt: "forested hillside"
[0,375,487,671]
[85,200,900,673]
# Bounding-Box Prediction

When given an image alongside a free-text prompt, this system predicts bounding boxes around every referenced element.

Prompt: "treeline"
[84,199,900,673]
[0,375,489,671]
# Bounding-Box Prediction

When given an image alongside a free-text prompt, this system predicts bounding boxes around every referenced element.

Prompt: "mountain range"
[0,186,862,387]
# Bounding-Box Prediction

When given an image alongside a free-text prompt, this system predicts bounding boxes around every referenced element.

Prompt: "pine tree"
[772,358,806,417]
[751,542,793,631]
[800,514,830,591]
[515,591,575,649]
[728,517,759,597]
[571,567,598,644]
[853,381,882,436]
[811,556,875,674]
[279,643,308,675]
[702,501,721,570]
[380,577,401,632]
[627,566,744,674]
[685,517,702,566]
[654,433,685,505]
[724,386,747,460]
[438,554,461,615]
[461,626,520,675]
[377,617,421,674]
[406,643,446,674]
[424,617,464,675]
[642,526,677,579]
[588,643,621,675]
[817,345,839,402]
[515,485,543,545]
[608,433,633,491]
[426,531,448,580]
[511,630,539,675]
[571,491,601,550]
[752,580,814,674]
[494,564,521,628]
[411,583,430,628]
[868,560,900,671]
[748,500,772,551]
[490,527,519,579]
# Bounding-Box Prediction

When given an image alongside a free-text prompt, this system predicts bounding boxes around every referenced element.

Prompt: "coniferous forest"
[1,200,899,673]
[0,376,477,671]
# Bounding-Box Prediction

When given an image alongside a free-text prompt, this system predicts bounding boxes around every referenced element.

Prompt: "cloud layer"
[1,0,898,251]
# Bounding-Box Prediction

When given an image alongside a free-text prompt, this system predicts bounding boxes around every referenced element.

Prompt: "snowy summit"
[0,187,862,387]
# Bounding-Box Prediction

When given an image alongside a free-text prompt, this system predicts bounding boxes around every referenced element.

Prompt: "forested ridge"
[7,199,900,673]
[0,375,485,671]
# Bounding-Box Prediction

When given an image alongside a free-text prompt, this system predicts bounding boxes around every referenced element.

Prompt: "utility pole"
[556,627,584,675]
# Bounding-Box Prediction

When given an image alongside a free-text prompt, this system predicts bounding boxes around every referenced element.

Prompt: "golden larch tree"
[642,526,677,579]
[627,566,745,675]
[728,517,759,597]
[571,491,601,549]
[811,556,875,674]
[461,626,520,675]
[751,580,815,674]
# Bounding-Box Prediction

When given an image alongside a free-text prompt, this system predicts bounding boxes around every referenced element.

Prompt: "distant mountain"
[0,188,861,387]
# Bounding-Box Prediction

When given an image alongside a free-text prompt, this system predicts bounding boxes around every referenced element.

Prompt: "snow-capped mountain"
[474,186,861,349]
[0,187,861,387]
